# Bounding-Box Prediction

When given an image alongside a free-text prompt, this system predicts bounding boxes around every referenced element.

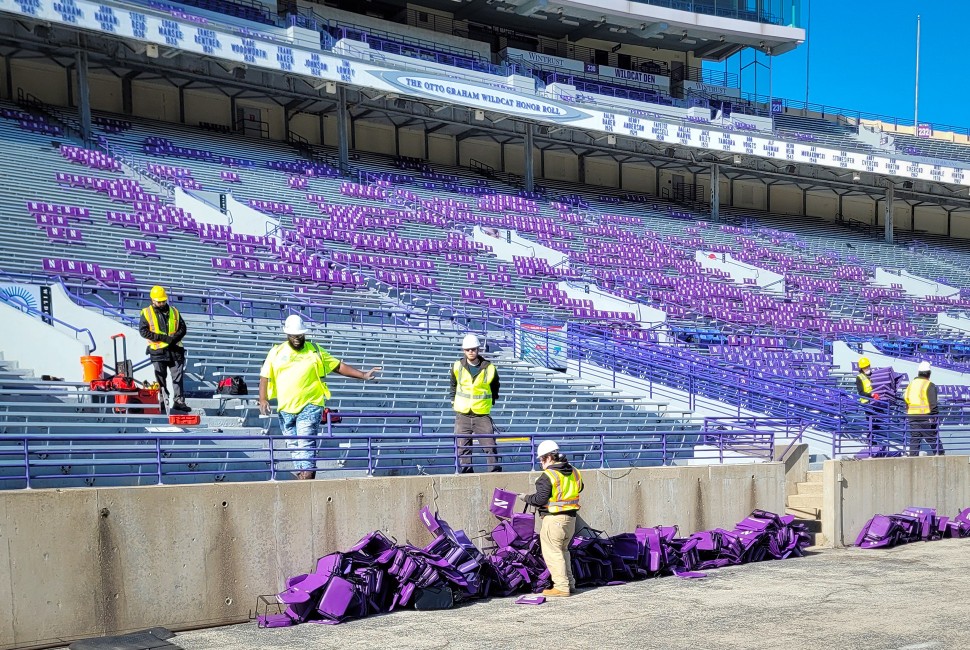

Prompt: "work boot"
[541,588,570,597]
[171,401,191,413]
[490,466,503,472]
[459,467,474,474]
[296,471,316,480]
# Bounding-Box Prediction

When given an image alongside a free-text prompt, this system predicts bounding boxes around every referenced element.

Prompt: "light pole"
[804,0,811,107]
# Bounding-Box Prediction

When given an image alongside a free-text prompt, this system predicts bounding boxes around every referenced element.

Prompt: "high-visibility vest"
[904,377,932,416]
[141,305,182,350]
[857,372,873,404]
[452,359,495,415]
[543,467,582,514]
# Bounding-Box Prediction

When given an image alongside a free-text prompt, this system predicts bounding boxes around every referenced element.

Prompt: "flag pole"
[914,14,921,133]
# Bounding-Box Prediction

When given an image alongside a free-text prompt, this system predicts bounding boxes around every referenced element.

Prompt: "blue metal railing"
[0,422,778,489]
[329,24,503,76]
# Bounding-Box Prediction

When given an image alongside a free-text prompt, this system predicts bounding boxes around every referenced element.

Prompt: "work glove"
[516,493,526,502]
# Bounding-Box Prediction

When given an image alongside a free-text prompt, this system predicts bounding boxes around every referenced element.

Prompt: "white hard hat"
[283,314,309,335]
[536,440,559,458]
[918,361,932,373]
[462,333,481,350]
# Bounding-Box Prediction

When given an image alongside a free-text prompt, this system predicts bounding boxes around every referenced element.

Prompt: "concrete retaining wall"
[0,464,784,649]
[821,455,970,548]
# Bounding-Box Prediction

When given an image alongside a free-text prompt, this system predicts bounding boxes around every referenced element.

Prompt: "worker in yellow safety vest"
[138,285,189,413]
[855,357,888,451]
[904,361,942,456]
[518,440,583,597]
[448,333,501,473]
[258,315,381,480]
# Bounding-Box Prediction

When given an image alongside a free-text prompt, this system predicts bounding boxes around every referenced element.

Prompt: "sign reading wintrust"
[501,47,585,72]
[682,81,742,99]
[377,71,591,121]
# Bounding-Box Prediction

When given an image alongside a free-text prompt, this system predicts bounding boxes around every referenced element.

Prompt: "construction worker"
[258,315,381,480]
[448,333,501,473]
[139,285,189,413]
[855,357,888,452]
[904,361,942,456]
[518,440,583,597]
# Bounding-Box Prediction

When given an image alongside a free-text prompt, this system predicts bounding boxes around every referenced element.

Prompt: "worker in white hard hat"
[855,356,888,453]
[448,333,502,473]
[139,285,189,413]
[518,439,583,597]
[904,361,942,456]
[258,314,382,479]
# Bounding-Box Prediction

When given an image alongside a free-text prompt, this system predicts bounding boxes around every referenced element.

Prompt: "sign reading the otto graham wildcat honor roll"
[1,0,968,189]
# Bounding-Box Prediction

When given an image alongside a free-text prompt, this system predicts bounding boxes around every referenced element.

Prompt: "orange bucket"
[80,355,104,382]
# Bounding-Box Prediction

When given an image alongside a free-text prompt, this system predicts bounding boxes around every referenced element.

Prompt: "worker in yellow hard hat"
[139,285,190,413]
[855,356,889,454]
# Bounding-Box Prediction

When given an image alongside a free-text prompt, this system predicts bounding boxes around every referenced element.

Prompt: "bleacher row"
[2,98,970,488]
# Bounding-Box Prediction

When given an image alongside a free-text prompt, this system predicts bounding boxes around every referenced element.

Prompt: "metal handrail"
[0,423,780,489]
[0,293,98,352]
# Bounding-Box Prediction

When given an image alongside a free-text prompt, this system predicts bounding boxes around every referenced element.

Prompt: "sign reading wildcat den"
[595,65,671,93]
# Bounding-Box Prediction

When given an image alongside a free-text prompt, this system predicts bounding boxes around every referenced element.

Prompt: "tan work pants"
[539,513,577,593]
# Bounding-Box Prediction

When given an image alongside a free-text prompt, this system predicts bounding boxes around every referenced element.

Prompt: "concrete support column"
[122,74,134,115]
[75,51,92,143]
[884,184,895,244]
[710,163,720,221]
[336,85,349,174]
[578,155,586,185]
[4,55,12,100]
[523,123,534,192]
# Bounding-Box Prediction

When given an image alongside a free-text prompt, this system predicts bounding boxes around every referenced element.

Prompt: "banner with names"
[1,0,968,189]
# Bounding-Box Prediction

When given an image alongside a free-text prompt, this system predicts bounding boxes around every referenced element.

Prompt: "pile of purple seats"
[856,507,970,548]
[257,504,811,628]
[258,508,491,627]
[867,366,906,397]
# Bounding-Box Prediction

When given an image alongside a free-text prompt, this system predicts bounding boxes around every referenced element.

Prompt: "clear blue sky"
[706,1,969,130]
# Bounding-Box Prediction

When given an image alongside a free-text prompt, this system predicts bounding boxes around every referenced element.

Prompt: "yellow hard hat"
[858,357,871,369]
[150,285,168,302]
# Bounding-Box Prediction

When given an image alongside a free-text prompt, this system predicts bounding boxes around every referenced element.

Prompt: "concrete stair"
[786,470,823,542]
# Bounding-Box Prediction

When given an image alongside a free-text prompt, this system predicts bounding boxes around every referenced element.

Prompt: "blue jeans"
[278,404,323,472]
